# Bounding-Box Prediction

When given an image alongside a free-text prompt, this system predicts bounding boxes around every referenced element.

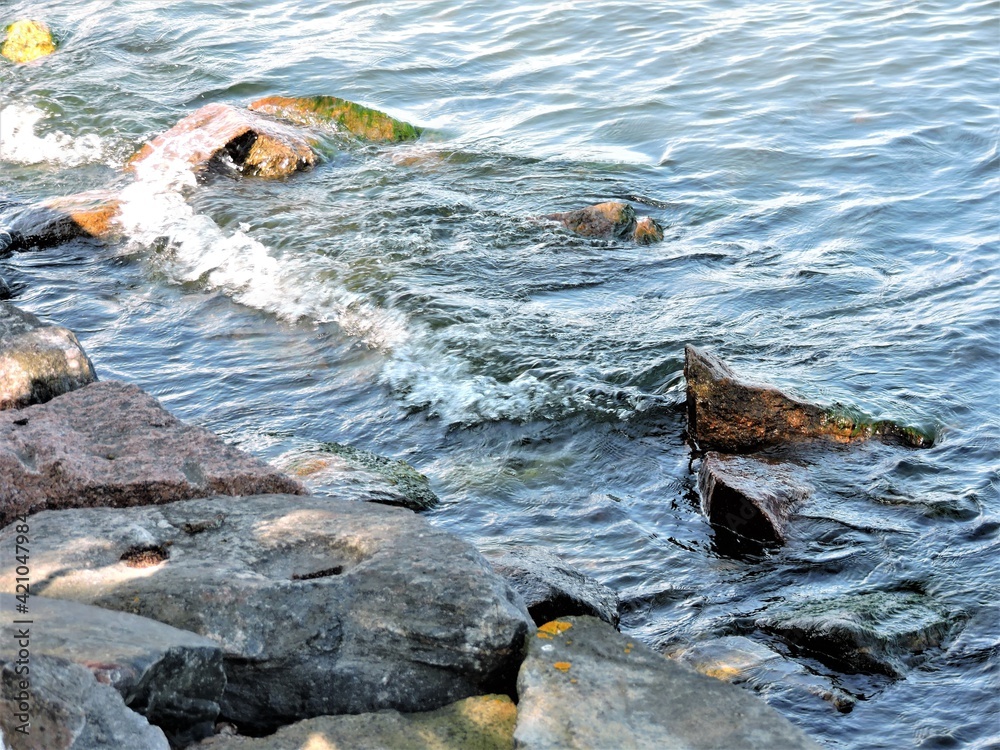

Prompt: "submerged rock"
[485,547,620,627]
[2,20,56,64]
[194,694,516,749]
[0,301,97,411]
[249,95,422,142]
[129,103,316,178]
[684,345,932,453]
[311,442,438,511]
[0,593,225,746]
[632,215,664,244]
[547,201,637,240]
[0,380,304,525]
[0,494,533,733]
[756,591,957,678]
[514,616,822,749]
[1,653,169,750]
[0,192,122,251]
[698,452,811,544]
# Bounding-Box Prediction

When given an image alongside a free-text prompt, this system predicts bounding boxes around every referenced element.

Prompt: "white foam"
[0,104,107,167]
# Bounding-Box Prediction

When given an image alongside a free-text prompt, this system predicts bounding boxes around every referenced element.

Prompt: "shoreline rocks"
[249,95,422,142]
[2,20,56,64]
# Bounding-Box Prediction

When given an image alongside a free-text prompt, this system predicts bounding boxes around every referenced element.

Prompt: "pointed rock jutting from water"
[249,95,423,142]
[1,20,56,64]
[684,345,932,453]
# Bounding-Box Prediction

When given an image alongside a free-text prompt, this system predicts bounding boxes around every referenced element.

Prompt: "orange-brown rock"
[249,95,422,142]
[129,103,316,178]
[1,191,121,251]
[2,20,56,64]
[633,215,664,244]
[548,201,637,240]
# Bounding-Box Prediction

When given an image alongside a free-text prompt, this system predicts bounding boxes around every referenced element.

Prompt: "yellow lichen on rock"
[536,620,574,639]
[2,20,56,64]
[553,661,572,672]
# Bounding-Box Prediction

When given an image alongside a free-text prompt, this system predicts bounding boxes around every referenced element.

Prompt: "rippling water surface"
[2,1,998,747]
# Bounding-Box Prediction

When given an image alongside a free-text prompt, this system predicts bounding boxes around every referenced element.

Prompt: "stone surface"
[0,380,304,525]
[0,593,225,745]
[684,345,932,452]
[249,95,422,142]
[0,494,533,732]
[0,653,169,750]
[632,216,664,244]
[129,103,316,178]
[485,547,620,627]
[194,695,516,749]
[546,201,637,240]
[0,192,121,252]
[514,617,822,750]
[2,20,56,64]
[756,591,957,678]
[698,452,811,544]
[0,274,11,299]
[0,301,97,411]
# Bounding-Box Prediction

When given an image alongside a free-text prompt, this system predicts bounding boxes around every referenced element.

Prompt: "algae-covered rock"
[684,345,933,452]
[315,441,439,511]
[249,95,422,142]
[2,20,56,64]
[194,695,516,749]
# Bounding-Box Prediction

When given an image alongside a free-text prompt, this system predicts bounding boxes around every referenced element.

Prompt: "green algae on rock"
[316,441,439,511]
[2,20,56,64]
[249,95,423,142]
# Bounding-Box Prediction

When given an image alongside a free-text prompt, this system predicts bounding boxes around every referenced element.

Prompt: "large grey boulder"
[194,694,516,749]
[0,380,304,526]
[0,593,225,746]
[0,653,169,750]
[514,616,822,749]
[485,547,620,628]
[0,301,97,411]
[0,494,533,732]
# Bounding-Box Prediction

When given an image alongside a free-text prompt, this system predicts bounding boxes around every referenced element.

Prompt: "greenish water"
[2,1,997,747]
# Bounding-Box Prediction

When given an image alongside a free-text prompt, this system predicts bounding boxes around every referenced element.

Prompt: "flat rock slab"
[1,653,168,750]
[129,103,316,179]
[0,593,225,745]
[194,694,516,749]
[0,302,97,410]
[756,591,957,678]
[485,547,620,627]
[684,345,931,452]
[249,95,423,142]
[698,452,811,544]
[0,494,533,732]
[514,616,822,750]
[0,380,304,526]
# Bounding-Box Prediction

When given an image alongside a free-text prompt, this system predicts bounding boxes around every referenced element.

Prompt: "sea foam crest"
[0,104,106,167]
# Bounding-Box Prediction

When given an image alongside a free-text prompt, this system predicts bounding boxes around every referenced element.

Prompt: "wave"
[0,104,108,167]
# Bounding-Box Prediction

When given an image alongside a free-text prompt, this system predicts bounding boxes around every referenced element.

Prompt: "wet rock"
[249,95,422,142]
[0,192,122,251]
[547,201,637,240]
[129,103,316,178]
[684,345,932,453]
[0,494,533,733]
[2,20,56,64]
[485,547,620,627]
[0,301,97,411]
[0,380,304,525]
[515,616,822,749]
[632,215,664,244]
[698,452,811,544]
[0,274,11,299]
[756,591,956,678]
[194,694,516,749]
[0,593,225,746]
[0,653,169,750]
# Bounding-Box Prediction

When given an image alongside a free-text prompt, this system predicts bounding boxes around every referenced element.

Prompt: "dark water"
[2,1,998,746]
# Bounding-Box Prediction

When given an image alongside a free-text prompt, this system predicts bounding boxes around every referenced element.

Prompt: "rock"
[0,494,533,732]
[0,593,225,746]
[249,95,422,142]
[485,548,620,627]
[632,215,664,244]
[547,201,637,240]
[194,694,516,749]
[0,301,98,411]
[684,345,933,452]
[514,617,822,749]
[756,591,956,678]
[0,380,304,525]
[0,275,11,299]
[2,20,56,64]
[129,103,317,178]
[698,452,811,544]
[0,653,169,750]
[0,192,122,251]
[282,442,439,511]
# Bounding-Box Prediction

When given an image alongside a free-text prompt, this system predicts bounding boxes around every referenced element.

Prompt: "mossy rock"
[318,441,439,511]
[2,20,56,64]
[249,95,422,142]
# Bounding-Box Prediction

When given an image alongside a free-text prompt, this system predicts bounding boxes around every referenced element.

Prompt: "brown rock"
[1,191,121,250]
[632,215,664,244]
[684,345,932,452]
[129,103,316,178]
[0,380,304,526]
[547,201,637,240]
[2,20,56,64]
[698,452,811,543]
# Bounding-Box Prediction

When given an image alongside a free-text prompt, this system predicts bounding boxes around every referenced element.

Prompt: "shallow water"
[2,1,998,746]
